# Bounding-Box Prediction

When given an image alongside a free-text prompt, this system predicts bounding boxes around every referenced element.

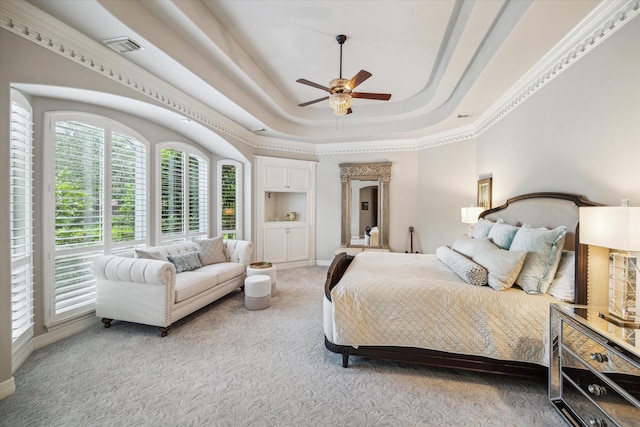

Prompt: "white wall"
[316,151,420,261]
[416,139,478,254]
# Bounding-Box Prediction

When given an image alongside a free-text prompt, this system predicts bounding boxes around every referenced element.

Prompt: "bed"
[324,192,598,378]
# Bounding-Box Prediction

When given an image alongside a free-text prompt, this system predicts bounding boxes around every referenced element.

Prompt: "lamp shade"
[461,207,485,225]
[579,207,640,251]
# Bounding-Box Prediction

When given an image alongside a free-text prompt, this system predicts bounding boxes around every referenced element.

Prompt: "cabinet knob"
[589,417,607,427]
[588,384,607,396]
[590,352,608,363]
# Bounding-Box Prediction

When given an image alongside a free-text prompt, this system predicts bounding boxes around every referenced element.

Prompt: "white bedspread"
[330,251,559,366]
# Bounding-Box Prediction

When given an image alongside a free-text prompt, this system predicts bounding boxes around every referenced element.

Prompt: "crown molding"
[474,0,640,137]
[2,0,638,157]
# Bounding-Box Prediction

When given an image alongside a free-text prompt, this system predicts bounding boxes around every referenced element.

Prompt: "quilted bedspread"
[330,251,558,366]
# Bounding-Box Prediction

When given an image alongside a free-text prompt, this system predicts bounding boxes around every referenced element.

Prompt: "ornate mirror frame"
[340,162,391,248]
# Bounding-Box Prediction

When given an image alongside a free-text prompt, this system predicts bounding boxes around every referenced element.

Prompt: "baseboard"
[34,315,100,350]
[316,259,332,266]
[0,377,16,400]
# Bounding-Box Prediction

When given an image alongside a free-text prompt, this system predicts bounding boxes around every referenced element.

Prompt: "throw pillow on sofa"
[194,236,227,265]
[167,251,202,273]
[135,248,168,261]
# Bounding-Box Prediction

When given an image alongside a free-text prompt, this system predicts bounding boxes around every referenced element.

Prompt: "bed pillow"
[135,248,168,261]
[547,250,575,302]
[451,234,483,258]
[193,236,227,265]
[436,246,488,286]
[472,239,527,291]
[472,218,494,239]
[510,225,566,294]
[487,219,520,249]
[167,251,202,273]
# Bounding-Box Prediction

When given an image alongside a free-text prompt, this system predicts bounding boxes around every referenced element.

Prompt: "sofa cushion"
[174,271,219,302]
[199,262,246,284]
[194,236,227,265]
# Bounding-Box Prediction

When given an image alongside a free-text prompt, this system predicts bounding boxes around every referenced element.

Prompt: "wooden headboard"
[479,192,599,305]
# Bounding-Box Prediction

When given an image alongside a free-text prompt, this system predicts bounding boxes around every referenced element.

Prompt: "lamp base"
[598,311,640,329]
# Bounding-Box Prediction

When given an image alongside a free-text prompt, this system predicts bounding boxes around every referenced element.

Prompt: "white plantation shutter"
[111,132,147,247]
[161,148,184,238]
[53,121,104,315]
[189,153,208,237]
[10,91,34,355]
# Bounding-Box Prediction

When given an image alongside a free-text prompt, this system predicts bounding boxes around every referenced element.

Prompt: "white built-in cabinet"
[255,156,316,269]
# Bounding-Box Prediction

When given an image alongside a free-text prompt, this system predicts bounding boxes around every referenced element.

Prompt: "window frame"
[42,112,150,327]
[156,142,210,244]
[217,159,243,239]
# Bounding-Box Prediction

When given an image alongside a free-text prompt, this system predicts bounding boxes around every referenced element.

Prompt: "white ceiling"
[26,0,603,146]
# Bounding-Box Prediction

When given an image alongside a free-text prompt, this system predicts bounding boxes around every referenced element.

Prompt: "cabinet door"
[287,226,309,261]
[287,167,310,190]
[263,227,288,263]
[263,166,288,189]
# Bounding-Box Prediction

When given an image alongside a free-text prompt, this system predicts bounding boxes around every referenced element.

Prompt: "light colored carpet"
[0,266,563,426]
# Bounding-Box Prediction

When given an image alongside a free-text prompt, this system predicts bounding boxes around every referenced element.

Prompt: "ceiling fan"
[296,34,392,116]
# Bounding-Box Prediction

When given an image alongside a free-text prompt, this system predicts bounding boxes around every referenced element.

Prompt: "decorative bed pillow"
[487,219,520,249]
[472,218,494,239]
[472,239,527,291]
[135,248,168,261]
[451,234,483,258]
[167,251,202,273]
[509,225,567,294]
[547,250,575,302]
[193,236,227,265]
[436,246,488,286]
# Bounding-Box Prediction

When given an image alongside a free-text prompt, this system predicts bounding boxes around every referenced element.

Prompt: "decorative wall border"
[1,0,638,156]
[339,162,392,183]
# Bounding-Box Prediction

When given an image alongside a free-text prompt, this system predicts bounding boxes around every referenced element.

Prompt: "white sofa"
[91,238,253,336]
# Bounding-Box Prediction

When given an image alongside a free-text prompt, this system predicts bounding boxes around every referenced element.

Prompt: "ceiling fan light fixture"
[329,93,352,115]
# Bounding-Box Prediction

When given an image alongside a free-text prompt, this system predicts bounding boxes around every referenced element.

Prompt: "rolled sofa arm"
[224,239,254,266]
[91,255,176,286]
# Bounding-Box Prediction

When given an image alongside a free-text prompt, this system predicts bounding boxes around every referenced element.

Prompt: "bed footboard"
[324,252,354,301]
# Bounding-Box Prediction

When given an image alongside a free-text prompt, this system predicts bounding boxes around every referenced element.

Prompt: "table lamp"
[461,206,485,236]
[579,205,640,327]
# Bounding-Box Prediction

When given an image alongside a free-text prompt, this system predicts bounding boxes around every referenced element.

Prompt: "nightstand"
[549,304,640,426]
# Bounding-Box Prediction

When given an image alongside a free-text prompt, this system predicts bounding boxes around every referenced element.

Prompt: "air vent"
[103,37,143,54]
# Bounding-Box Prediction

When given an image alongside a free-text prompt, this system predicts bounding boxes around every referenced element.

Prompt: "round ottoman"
[247,262,277,296]
[244,274,271,310]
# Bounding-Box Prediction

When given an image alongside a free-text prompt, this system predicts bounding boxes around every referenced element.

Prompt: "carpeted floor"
[0,266,564,426]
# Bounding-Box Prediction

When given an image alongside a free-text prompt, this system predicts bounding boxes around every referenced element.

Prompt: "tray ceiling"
[25,0,607,146]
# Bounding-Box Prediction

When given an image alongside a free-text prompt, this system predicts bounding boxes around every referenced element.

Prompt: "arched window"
[158,143,209,243]
[43,112,149,325]
[217,160,242,239]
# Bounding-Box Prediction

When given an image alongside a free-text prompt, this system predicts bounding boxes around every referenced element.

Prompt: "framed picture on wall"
[477,178,492,210]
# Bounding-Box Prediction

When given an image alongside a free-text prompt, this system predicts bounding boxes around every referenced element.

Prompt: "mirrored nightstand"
[549,304,640,426]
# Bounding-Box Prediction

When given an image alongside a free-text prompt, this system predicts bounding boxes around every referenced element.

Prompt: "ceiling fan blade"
[296,79,331,93]
[348,70,372,90]
[298,96,329,107]
[352,92,392,101]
